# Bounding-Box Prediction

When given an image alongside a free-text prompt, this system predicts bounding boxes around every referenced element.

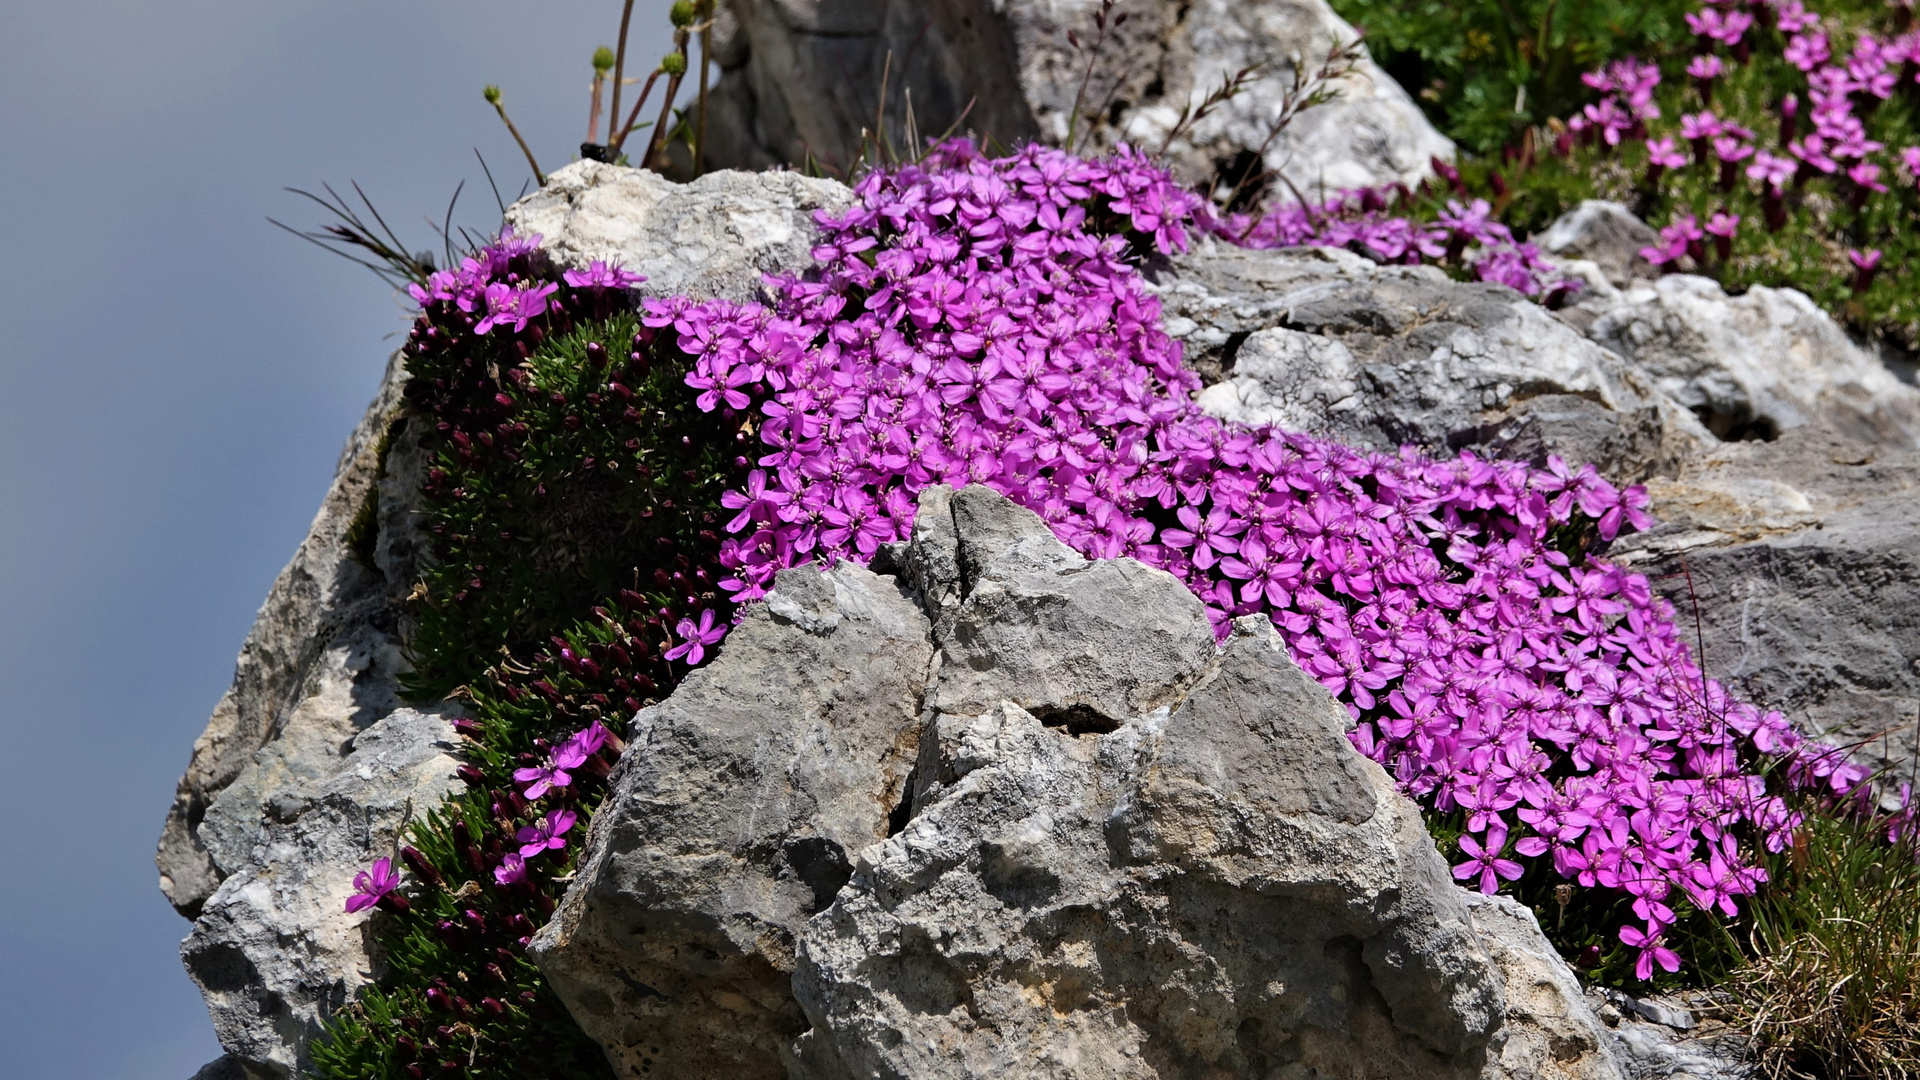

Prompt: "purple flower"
[1453,825,1525,894]
[666,608,727,666]
[345,857,402,914]
[562,260,646,290]
[493,852,527,887]
[473,281,558,335]
[1686,55,1724,81]
[1785,31,1831,71]
[1646,138,1689,170]
[516,809,578,858]
[1747,150,1795,188]
[1619,923,1682,980]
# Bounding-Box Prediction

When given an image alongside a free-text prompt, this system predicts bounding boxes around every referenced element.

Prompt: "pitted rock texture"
[1610,424,1920,784]
[503,162,853,303]
[528,560,935,1079]
[1464,893,1618,1080]
[1576,274,1920,448]
[1537,201,1660,289]
[544,485,1619,1079]
[703,0,1451,196]
[166,165,854,1080]
[1157,241,1712,482]
[182,708,465,1080]
[158,351,427,921]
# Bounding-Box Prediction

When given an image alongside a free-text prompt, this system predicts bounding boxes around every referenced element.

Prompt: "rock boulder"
[541,485,1620,1080]
[702,0,1452,196]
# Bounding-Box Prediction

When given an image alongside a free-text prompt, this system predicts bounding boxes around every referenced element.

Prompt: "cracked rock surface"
[701,0,1451,195]
[165,164,852,1080]
[543,485,1620,1079]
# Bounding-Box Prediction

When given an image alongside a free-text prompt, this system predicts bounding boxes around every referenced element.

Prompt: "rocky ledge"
[166,162,1920,1078]
[534,484,1620,1080]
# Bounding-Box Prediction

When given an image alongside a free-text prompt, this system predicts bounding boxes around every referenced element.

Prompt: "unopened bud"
[660,52,687,76]
[670,0,697,26]
[592,46,616,72]
[483,85,503,106]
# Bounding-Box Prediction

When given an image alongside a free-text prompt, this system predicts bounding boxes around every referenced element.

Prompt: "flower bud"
[592,46,616,72]
[401,846,444,888]
[670,1,697,26]
[661,51,688,76]
[482,85,502,106]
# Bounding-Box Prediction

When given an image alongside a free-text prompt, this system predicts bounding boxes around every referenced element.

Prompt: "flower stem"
[608,0,636,154]
[485,87,545,187]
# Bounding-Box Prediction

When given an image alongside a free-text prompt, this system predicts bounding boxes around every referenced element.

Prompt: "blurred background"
[0,2,671,1075]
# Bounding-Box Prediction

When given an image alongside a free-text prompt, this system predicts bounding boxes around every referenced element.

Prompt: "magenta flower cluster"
[615,138,1879,979]
[1202,182,1576,298]
[1573,0,1920,283]
[348,136,1880,982]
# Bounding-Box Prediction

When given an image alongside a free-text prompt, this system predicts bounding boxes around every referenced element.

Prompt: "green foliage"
[1328,0,1698,154]
[1704,795,1920,1079]
[311,260,749,1078]
[401,308,741,700]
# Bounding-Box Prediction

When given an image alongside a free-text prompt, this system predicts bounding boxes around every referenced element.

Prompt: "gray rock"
[1465,893,1620,1080]
[186,1055,251,1080]
[1578,274,1920,448]
[528,560,934,1079]
[545,485,1618,1079]
[1590,991,1754,1080]
[703,0,1452,196]
[502,161,853,303]
[1609,425,1920,783]
[927,484,1219,723]
[1538,201,1660,288]
[1156,241,1712,481]
[181,708,466,1080]
[157,352,424,920]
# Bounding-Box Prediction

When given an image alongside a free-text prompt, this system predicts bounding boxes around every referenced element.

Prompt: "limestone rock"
[1609,425,1920,783]
[502,162,853,303]
[545,485,1618,1079]
[926,484,1220,723]
[703,0,1452,196]
[1577,274,1920,448]
[1538,201,1660,288]
[157,352,424,920]
[165,161,855,1078]
[1464,893,1620,1080]
[181,708,466,1080]
[528,561,934,1079]
[1158,241,1712,481]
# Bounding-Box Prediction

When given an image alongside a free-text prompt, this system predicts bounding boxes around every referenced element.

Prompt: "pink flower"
[515,809,578,858]
[1785,31,1831,71]
[1646,138,1688,170]
[1453,825,1525,894]
[1619,923,1682,980]
[562,260,647,290]
[666,608,727,666]
[345,857,403,914]
[1687,55,1724,81]
[1849,161,1889,193]
[493,853,527,887]
[1747,151,1796,188]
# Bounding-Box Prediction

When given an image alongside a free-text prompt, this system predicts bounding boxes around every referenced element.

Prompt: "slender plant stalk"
[610,69,664,154]
[589,70,605,144]
[608,0,637,151]
[1065,1,1123,149]
[641,32,693,171]
[874,50,894,166]
[485,86,545,186]
[695,5,714,175]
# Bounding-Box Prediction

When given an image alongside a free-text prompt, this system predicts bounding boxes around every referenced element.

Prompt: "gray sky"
[0,3,673,1075]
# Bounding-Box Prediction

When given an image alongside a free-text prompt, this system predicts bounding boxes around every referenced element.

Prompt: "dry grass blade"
[1717,799,1920,1080]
